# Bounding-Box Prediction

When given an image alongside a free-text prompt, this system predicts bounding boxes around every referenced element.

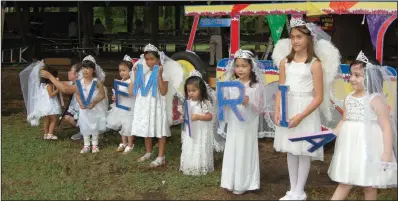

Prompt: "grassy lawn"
[2,113,397,200]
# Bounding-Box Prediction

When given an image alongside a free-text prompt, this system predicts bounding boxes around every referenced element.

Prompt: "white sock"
[287,153,299,192]
[92,134,99,146]
[83,136,91,146]
[294,155,311,195]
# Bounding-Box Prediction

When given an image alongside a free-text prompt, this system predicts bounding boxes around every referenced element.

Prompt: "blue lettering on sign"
[217,81,245,121]
[199,18,231,27]
[114,80,130,111]
[133,64,159,97]
[76,79,97,108]
[279,84,289,127]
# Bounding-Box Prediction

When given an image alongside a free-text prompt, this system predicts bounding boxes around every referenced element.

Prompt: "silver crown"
[290,17,307,28]
[83,55,96,64]
[189,70,203,78]
[123,55,133,62]
[234,49,254,59]
[144,43,159,52]
[356,51,369,64]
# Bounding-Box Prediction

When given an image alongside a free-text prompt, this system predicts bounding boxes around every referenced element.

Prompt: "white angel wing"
[162,58,184,125]
[271,38,291,68]
[314,39,341,122]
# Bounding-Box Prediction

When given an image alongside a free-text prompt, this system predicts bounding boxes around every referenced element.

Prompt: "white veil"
[217,49,272,138]
[20,60,45,126]
[358,52,397,188]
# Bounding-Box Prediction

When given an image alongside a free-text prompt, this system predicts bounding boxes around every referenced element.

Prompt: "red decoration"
[231,4,250,16]
[329,1,358,14]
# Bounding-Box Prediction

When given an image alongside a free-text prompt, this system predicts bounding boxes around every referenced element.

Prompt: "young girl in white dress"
[219,49,268,195]
[76,56,108,153]
[328,51,397,200]
[180,71,215,175]
[107,55,135,154]
[272,17,340,200]
[132,43,183,167]
[22,60,61,140]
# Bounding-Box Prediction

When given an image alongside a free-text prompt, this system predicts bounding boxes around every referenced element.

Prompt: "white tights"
[83,134,99,146]
[287,153,311,195]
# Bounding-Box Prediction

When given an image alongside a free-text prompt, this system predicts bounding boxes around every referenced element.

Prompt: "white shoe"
[279,191,294,200]
[92,146,100,153]
[149,156,166,167]
[116,143,126,152]
[46,134,58,140]
[43,134,49,139]
[137,153,152,162]
[80,146,91,154]
[291,192,307,200]
[232,190,245,195]
[123,145,134,154]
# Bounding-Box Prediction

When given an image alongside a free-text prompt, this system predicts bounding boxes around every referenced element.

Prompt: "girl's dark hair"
[184,76,212,105]
[286,25,317,64]
[40,65,58,84]
[119,60,133,70]
[350,58,384,94]
[233,57,258,88]
[144,51,160,60]
[81,60,96,77]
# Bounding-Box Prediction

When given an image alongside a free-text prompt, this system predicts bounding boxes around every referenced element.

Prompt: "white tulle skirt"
[78,99,108,136]
[273,92,324,161]
[35,84,61,116]
[106,103,134,136]
[328,121,397,188]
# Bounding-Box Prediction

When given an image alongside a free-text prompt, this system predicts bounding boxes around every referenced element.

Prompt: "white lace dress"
[131,67,171,138]
[273,58,324,161]
[35,83,61,116]
[106,79,135,136]
[180,100,214,175]
[328,93,397,187]
[77,78,108,136]
[220,81,261,192]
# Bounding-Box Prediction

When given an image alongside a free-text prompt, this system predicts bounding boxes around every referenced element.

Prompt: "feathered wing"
[314,39,341,123]
[162,58,184,125]
[271,38,291,68]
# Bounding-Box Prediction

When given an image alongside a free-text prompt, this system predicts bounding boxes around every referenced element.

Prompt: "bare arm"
[47,83,59,97]
[334,99,347,136]
[274,60,287,113]
[158,68,168,96]
[89,81,105,107]
[40,70,77,94]
[299,60,323,119]
[75,87,85,109]
[198,112,213,121]
[128,79,134,96]
[372,95,393,155]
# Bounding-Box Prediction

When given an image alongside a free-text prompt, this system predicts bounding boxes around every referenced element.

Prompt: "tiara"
[123,55,133,62]
[144,43,159,52]
[234,49,254,59]
[356,51,369,64]
[83,55,96,64]
[189,70,203,78]
[290,17,307,28]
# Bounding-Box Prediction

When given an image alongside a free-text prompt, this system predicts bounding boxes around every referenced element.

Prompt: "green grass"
[2,114,397,200]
